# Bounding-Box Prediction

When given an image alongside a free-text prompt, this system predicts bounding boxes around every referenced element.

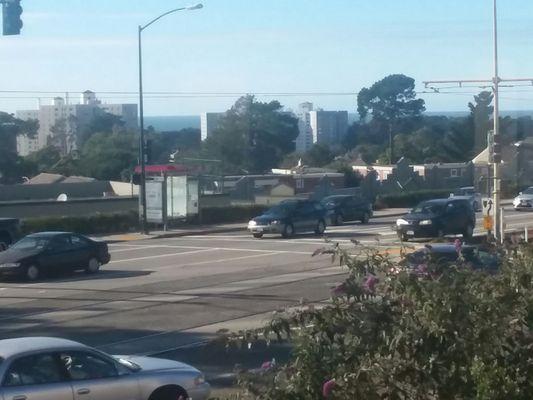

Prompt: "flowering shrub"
[226,242,533,399]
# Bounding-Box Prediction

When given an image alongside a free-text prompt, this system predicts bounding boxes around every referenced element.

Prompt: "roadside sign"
[482,198,493,216]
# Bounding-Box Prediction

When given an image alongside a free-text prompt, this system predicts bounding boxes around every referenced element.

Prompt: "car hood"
[118,356,200,373]
[253,215,284,224]
[402,212,437,221]
[0,248,41,263]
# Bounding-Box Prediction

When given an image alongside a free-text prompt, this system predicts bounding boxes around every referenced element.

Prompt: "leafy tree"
[468,91,493,154]
[79,131,138,181]
[48,116,77,155]
[0,112,38,184]
[305,143,335,167]
[357,74,426,163]
[204,95,299,174]
[24,146,62,173]
[78,112,125,147]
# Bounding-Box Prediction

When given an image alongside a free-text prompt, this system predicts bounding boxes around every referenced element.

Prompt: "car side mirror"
[519,192,523,195]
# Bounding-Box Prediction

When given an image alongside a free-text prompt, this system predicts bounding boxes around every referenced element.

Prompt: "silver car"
[513,186,533,211]
[0,337,210,400]
[449,186,482,212]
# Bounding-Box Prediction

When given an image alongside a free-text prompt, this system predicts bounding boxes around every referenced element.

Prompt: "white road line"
[149,252,294,271]
[110,248,218,264]
[112,243,313,256]
[109,247,148,254]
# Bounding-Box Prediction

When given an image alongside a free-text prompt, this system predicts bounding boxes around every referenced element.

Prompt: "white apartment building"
[295,102,348,152]
[295,102,314,152]
[15,91,138,156]
[200,112,224,141]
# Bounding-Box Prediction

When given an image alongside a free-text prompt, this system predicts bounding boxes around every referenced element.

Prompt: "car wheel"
[315,220,326,235]
[252,233,263,239]
[361,212,371,224]
[281,224,294,238]
[149,385,188,400]
[85,258,101,274]
[334,214,343,226]
[25,265,40,281]
[463,224,474,240]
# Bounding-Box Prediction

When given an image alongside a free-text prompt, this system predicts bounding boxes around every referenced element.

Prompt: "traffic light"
[3,0,23,36]
[492,133,502,164]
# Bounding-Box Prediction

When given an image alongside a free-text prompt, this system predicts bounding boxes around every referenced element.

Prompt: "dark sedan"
[0,232,111,281]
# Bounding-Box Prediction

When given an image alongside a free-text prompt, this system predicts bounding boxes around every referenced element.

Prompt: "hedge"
[20,205,270,235]
[375,189,452,209]
[21,211,140,236]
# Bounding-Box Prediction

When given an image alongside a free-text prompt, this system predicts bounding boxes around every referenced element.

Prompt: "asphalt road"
[0,207,531,360]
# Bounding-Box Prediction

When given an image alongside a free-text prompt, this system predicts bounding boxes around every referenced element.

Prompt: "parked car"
[0,232,111,281]
[248,199,327,238]
[0,337,210,400]
[513,186,533,211]
[449,186,482,212]
[401,243,500,273]
[396,198,476,241]
[321,195,373,225]
[0,218,20,251]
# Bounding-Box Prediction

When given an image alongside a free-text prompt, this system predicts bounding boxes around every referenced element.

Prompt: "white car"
[0,337,210,400]
[513,187,533,211]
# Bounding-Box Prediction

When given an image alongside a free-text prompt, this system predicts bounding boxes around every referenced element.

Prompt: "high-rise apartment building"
[200,112,224,141]
[295,102,348,152]
[295,102,314,153]
[309,110,349,147]
[15,91,138,156]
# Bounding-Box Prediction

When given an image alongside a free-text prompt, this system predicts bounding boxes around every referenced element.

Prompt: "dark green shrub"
[375,189,450,209]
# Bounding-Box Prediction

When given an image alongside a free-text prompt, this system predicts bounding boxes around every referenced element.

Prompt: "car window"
[49,236,72,251]
[59,351,117,381]
[299,202,315,214]
[70,235,89,249]
[11,237,50,250]
[523,188,533,195]
[3,353,65,387]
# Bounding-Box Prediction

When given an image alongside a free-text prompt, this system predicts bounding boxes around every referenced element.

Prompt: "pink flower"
[331,282,347,296]
[454,239,462,254]
[322,379,336,398]
[261,358,276,371]
[363,275,379,293]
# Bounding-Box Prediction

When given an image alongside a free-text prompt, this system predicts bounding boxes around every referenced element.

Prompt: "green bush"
[225,243,533,399]
[21,211,139,235]
[375,189,451,208]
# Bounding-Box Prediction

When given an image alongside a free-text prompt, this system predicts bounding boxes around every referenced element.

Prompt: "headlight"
[513,198,520,205]
[419,219,433,226]
[248,220,257,227]
[0,263,20,268]
[396,219,409,226]
[194,374,205,386]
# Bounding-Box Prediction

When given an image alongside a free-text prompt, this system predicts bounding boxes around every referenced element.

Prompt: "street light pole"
[137,3,203,235]
[492,0,502,243]
[138,25,148,234]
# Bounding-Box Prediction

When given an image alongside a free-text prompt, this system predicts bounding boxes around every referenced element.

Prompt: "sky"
[1,0,533,116]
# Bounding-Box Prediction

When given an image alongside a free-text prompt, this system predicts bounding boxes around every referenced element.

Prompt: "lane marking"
[110,248,218,264]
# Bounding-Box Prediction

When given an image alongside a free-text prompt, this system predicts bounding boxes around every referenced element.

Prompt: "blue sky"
[1,0,533,116]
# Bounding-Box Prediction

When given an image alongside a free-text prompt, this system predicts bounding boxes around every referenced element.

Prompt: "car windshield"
[523,188,533,195]
[11,236,51,250]
[265,203,296,216]
[412,203,444,215]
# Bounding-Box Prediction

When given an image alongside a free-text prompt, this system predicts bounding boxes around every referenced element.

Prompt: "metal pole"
[138,25,149,234]
[492,0,501,243]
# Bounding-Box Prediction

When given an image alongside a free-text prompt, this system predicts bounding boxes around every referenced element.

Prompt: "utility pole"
[423,0,533,243]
